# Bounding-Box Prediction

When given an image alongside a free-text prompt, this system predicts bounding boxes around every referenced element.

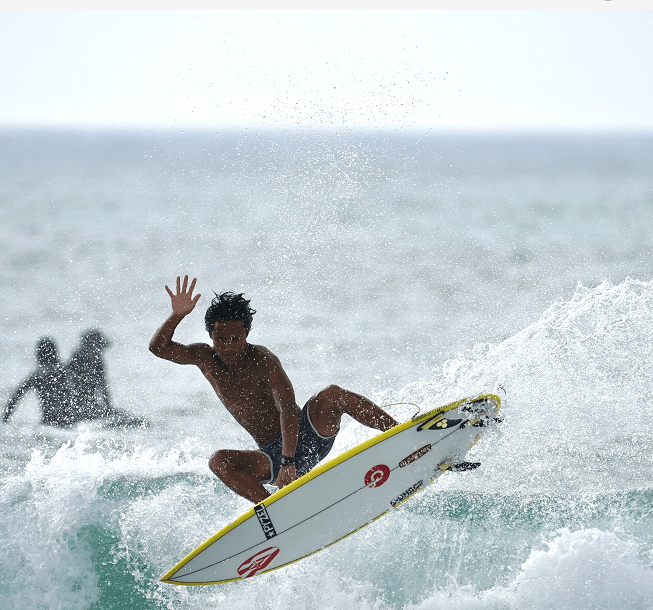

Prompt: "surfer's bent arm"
[277,388,300,461]
[260,354,300,487]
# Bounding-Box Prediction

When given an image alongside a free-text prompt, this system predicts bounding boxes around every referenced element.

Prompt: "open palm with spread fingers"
[165,275,201,317]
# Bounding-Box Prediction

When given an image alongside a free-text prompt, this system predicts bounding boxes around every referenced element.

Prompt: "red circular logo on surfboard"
[364,464,391,488]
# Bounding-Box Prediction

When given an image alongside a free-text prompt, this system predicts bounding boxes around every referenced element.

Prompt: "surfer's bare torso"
[184,341,291,448]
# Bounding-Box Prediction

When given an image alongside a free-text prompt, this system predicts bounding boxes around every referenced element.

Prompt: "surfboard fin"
[470,415,503,427]
[448,461,481,472]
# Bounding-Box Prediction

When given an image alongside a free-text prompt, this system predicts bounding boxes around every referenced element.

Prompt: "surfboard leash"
[381,402,422,419]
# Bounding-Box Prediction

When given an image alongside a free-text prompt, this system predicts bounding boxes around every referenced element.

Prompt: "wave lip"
[412,527,653,610]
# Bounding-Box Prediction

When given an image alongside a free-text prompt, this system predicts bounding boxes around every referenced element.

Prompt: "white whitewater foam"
[409,528,653,610]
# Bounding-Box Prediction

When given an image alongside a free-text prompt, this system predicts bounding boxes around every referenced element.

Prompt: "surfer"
[2,337,77,427]
[149,275,398,503]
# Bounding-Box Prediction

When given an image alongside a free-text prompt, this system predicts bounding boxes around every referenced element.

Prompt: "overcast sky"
[2,9,652,131]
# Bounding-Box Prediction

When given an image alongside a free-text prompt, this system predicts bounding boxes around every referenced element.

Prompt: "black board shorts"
[261,401,336,485]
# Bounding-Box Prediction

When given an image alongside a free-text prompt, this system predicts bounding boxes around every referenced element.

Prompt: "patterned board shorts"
[260,401,336,484]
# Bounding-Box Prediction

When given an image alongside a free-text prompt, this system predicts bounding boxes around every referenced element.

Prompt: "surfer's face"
[211,320,249,361]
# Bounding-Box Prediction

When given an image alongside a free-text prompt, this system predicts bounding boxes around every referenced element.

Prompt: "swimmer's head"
[204,292,256,335]
[35,337,59,366]
[80,329,111,350]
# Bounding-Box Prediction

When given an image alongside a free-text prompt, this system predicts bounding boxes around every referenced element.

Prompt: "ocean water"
[1,128,653,609]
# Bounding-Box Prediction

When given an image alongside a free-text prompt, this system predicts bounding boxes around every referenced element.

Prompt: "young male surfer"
[149,275,398,504]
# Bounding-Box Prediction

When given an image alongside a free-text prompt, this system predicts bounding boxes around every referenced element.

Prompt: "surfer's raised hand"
[165,275,201,317]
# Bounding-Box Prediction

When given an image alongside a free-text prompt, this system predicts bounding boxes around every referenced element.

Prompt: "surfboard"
[161,393,501,585]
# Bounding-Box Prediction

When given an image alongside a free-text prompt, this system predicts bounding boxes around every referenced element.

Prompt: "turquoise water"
[1,130,653,609]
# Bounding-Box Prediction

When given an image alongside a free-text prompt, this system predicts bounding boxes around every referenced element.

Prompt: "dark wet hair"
[204,292,256,334]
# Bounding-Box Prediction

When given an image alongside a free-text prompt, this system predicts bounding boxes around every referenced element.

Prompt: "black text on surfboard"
[391,480,423,508]
[254,504,277,539]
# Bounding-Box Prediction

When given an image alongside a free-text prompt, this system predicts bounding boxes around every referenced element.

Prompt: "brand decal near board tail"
[399,444,432,468]
[364,464,391,488]
[417,415,463,432]
[416,413,443,429]
[391,481,423,507]
[237,547,280,578]
[254,503,277,539]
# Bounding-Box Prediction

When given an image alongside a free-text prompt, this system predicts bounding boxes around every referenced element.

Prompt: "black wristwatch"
[280,455,295,466]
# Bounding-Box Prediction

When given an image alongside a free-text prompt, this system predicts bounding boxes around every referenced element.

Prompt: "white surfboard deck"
[161,393,501,585]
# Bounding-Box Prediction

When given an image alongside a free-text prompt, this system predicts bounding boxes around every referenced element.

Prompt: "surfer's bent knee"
[313,384,345,406]
[209,450,230,476]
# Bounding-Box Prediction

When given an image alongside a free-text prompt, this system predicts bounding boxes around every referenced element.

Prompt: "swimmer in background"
[3,337,77,427]
[66,329,148,428]
[66,329,115,420]
[3,331,147,428]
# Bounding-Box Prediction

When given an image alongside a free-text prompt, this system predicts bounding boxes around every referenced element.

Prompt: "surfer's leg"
[208,449,272,504]
[307,385,398,438]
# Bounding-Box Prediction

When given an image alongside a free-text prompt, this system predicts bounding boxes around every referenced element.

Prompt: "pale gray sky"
[2,9,652,131]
